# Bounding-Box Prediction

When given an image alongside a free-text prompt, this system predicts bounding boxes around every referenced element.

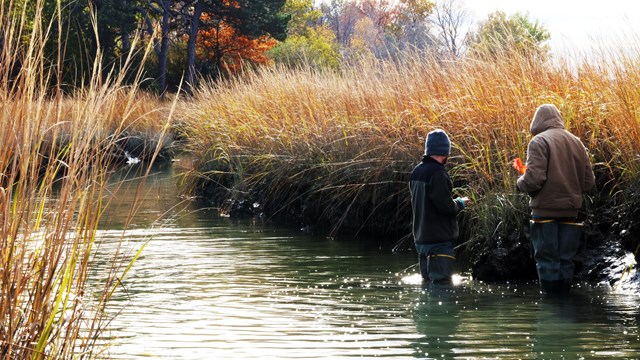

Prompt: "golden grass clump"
[1,3,174,358]
[180,47,640,244]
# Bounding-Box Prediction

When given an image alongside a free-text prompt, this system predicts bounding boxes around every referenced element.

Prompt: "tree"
[395,0,435,49]
[432,0,469,57]
[352,0,398,58]
[283,0,323,35]
[92,0,139,61]
[468,11,550,59]
[268,0,340,69]
[13,0,141,89]
[320,0,360,47]
[197,14,277,75]
[185,0,204,90]
[349,16,377,60]
[269,27,340,69]
[182,0,288,92]
[320,0,404,60]
[319,0,439,60]
[138,0,175,96]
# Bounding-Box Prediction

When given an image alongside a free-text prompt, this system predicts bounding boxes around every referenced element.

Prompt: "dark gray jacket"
[410,157,464,244]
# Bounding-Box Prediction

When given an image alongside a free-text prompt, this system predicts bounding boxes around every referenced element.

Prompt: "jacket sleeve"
[517,136,549,195]
[428,170,462,215]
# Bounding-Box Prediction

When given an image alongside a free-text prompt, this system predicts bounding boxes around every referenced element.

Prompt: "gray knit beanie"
[425,129,451,156]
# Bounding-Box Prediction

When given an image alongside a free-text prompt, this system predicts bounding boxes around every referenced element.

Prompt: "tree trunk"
[158,3,170,97]
[185,0,203,95]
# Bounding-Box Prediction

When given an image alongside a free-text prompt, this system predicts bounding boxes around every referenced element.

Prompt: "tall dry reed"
[180,45,640,250]
[1,2,174,358]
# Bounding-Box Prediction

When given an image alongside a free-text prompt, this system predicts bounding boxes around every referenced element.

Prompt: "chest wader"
[529,219,583,294]
[416,242,455,284]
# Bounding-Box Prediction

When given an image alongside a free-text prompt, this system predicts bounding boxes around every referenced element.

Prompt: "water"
[93,164,640,359]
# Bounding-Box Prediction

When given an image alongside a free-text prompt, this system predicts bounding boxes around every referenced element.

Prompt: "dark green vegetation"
[2,0,289,94]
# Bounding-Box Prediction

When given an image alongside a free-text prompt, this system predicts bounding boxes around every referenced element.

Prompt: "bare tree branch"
[432,0,469,57]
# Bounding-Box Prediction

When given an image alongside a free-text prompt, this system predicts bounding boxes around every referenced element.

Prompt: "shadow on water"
[89,163,640,359]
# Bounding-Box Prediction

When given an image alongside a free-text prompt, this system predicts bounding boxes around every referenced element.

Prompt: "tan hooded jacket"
[516,104,596,217]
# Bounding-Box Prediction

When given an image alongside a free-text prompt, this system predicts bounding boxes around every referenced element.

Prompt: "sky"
[463,0,640,55]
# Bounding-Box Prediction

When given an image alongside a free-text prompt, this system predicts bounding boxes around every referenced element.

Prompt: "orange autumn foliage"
[197,13,277,74]
[223,0,240,8]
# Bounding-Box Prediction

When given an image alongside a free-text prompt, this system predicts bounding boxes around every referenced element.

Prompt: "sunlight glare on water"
[91,166,640,359]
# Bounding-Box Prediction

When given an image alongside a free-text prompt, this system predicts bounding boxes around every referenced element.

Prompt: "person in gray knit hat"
[517,104,595,294]
[409,129,470,283]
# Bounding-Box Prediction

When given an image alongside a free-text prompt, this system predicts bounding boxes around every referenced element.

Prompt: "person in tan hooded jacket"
[517,104,595,294]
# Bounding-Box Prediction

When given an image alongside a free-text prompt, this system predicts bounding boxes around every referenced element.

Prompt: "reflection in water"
[533,290,640,358]
[410,283,640,359]
[412,285,462,358]
[91,165,640,359]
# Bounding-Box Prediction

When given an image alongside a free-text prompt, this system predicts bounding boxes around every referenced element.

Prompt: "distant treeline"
[1,0,551,95]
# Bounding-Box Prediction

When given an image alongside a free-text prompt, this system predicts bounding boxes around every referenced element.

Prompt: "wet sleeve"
[428,170,461,215]
[517,137,549,195]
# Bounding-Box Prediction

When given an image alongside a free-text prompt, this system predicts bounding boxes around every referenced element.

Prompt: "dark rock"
[575,238,638,291]
[220,198,260,218]
[470,233,537,282]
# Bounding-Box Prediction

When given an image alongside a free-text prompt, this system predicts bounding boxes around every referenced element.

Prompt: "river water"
[93,164,640,359]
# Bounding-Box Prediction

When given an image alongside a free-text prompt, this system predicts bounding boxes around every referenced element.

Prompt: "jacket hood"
[530,104,564,135]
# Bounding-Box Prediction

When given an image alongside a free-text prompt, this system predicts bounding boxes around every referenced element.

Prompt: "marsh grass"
[1,2,174,358]
[181,45,640,262]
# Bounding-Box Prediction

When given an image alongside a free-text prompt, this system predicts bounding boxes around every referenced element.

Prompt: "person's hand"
[513,157,527,175]
[455,196,472,208]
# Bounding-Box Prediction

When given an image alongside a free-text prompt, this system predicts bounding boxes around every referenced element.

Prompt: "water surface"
[94,165,640,359]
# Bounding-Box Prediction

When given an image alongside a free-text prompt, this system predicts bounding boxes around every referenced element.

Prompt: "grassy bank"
[179,48,640,279]
[0,4,174,358]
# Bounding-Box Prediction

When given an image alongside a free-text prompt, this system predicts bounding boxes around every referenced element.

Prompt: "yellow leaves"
[399,0,436,19]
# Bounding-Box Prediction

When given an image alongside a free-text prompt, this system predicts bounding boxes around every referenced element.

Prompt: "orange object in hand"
[513,157,527,175]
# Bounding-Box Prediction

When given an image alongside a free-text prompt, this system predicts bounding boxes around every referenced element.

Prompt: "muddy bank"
[185,157,413,242]
[191,169,639,291]
[466,217,639,290]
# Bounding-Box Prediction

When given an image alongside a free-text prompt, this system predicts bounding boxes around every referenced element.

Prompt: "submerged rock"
[575,238,639,292]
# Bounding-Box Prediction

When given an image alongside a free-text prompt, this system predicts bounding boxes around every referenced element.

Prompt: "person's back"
[410,156,460,245]
[517,104,595,294]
